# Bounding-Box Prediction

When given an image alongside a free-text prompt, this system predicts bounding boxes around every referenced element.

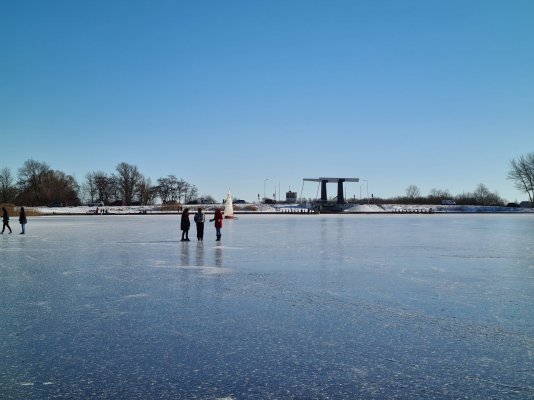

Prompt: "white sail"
[223,191,234,218]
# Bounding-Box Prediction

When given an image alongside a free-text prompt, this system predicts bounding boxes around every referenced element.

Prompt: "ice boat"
[223,191,234,219]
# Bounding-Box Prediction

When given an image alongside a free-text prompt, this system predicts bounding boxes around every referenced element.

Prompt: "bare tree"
[41,170,80,206]
[471,183,504,206]
[508,152,534,206]
[429,188,451,200]
[84,171,114,205]
[176,179,189,203]
[156,175,179,203]
[83,172,98,204]
[155,176,200,204]
[405,184,421,200]
[96,172,114,205]
[115,162,143,205]
[473,184,491,205]
[184,185,198,203]
[17,159,51,206]
[109,175,122,204]
[138,177,156,205]
[0,167,17,203]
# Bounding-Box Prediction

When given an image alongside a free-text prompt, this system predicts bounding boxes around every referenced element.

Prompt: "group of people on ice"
[180,207,223,242]
[2,205,226,240]
[1,206,27,234]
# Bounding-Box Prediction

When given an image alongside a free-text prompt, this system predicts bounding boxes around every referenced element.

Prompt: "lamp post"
[362,179,369,204]
[264,178,269,201]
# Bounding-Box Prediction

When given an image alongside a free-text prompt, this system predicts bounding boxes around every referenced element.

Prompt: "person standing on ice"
[1,207,12,234]
[210,208,223,241]
[180,208,191,241]
[19,207,27,234]
[193,207,205,241]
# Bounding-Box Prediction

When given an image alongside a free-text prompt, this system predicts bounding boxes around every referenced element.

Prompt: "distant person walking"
[194,207,205,241]
[210,208,223,241]
[19,207,27,234]
[1,207,12,234]
[181,208,191,241]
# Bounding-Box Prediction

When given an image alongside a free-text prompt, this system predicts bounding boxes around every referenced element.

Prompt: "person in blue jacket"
[193,207,205,241]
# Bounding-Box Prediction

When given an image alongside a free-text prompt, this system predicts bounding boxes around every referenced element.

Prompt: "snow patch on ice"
[121,293,148,300]
[200,266,231,275]
[150,264,231,274]
[181,265,231,274]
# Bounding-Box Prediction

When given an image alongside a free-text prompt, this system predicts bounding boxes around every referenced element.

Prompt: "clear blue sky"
[1,0,533,203]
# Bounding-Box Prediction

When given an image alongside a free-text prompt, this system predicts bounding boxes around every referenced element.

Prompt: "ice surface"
[1,214,534,399]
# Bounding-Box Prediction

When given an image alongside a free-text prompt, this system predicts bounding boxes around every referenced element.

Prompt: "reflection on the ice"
[180,241,190,265]
[179,240,222,268]
[195,242,204,266]
[215,242,222,268]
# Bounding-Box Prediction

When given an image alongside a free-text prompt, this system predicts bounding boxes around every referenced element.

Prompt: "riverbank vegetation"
[1,154,533,208]
[370,183,507,206]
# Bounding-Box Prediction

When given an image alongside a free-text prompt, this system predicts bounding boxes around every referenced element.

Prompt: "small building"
[285,191,297,204]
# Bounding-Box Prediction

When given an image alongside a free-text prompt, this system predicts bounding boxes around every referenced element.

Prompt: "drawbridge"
[302,177,359,213]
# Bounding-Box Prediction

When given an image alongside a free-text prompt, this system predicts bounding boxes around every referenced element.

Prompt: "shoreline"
[36,209,534,216]
[23,203,534,217]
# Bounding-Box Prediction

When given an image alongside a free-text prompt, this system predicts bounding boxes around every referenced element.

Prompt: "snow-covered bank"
[29,203,534,215]
[29,203,277,215]
[346,204,534,213]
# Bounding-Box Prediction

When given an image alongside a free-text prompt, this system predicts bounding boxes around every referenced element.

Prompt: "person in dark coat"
[210,208,223,241]
[1,207,12,234]
[193,207,205,241]
[180,208,191,241]
[19,207,27,234]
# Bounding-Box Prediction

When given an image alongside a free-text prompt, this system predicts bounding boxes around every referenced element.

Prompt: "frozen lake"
[1,214,534,399]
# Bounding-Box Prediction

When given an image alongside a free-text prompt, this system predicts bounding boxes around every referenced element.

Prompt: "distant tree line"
[2,153,533,207]
[1,160,80,206]
[0,159,202,207]
[367,150,534,208]
[388,183,506,206]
